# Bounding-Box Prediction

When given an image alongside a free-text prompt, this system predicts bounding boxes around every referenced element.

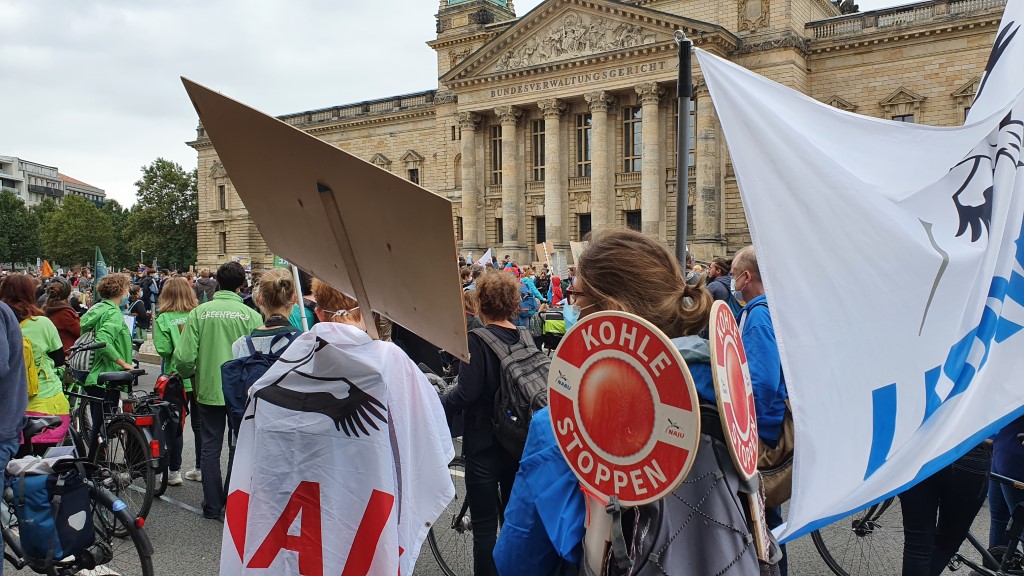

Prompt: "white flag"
[220,323,455,575]
[695,3,1024,541]
[477,248,492,267]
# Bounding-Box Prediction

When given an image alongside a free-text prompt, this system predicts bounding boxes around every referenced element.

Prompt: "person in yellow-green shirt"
[153,277,200,487]
[0,274,69,445]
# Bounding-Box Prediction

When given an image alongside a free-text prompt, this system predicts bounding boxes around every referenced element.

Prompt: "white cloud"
[1,0,905,205]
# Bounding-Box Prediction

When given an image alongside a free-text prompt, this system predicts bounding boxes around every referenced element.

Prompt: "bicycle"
[419,364,501,576]
[2,416,155,575]
[63,342,160,532]
[812,473,1024,576]
[946,472,1024,576]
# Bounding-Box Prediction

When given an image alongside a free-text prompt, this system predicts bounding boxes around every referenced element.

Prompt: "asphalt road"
[134,364,994,576]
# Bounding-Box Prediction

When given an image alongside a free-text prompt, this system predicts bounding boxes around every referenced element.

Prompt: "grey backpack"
[598,429,780,576]
[471,326,550,459]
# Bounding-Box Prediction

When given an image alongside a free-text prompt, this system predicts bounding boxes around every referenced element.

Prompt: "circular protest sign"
[548,311,700,506]
[709,300,759,481]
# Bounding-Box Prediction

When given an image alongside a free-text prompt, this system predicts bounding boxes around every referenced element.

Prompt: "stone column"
[585,91,613,230]
[636,82,665,242]
[457,112,483,251]
[538,99,566,249]
[495,105,523,252]
[693,86,723,259]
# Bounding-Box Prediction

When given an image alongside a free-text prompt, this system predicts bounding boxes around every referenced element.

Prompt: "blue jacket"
[994,414,1024,480]
[0,302,28,442]
[739,294,788,444]
[494,339,718,575]
[494,407,585,575]
[522,277,547,303]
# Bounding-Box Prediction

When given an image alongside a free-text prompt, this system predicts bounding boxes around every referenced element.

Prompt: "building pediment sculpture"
[490,10,661,73]
[209,160,228,179]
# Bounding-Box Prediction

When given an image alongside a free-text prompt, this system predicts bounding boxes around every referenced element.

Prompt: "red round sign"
[709,301,759,481]
[548,311,701,506]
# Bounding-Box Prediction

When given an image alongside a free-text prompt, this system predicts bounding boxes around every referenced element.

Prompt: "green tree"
[41,195,115,266]
[0,190,40,265]
[127,158,198,270]
[100,199,133,270]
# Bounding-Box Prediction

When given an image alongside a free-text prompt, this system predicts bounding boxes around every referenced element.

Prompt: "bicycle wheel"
[95,419,155,536]
[812,496,904,576]
[428,457,474,576]
[87,479,155,576]
[71,395,95,458]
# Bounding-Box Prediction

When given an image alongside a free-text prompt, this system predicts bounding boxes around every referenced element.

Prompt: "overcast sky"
[2,0,905,206]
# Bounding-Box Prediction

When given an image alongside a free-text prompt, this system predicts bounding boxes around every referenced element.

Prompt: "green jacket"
[173,291,263,405]
[152,310,193,392]
[79,300,133,387]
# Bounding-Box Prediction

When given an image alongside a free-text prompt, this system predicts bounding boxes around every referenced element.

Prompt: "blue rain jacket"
[738,294,788,443]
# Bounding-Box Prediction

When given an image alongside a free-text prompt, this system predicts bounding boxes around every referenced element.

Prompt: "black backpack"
[220,332,300,419]
[471,326,550,459]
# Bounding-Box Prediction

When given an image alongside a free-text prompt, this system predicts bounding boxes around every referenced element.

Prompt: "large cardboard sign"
[569,241,588,265]
[548,311,700,506]
[181,79,468,361]
[708,301,759,481]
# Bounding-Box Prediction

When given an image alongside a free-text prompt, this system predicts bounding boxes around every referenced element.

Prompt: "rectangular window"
[456,216,464,241]
[576,113,592,178]
[532,119,546,181]
[535,216,546,244]
[625,210,642,232]
[408,168,420,185]
[578,213,592,240]
[490,125,503,185]
[496,217,504,244]
[451,125,457,141]
[623,107,643,173]
[964,107,972,122]
[687,205,695,238]
[218,231,227,254]
[892,114,915,123]
[218,184,226,210]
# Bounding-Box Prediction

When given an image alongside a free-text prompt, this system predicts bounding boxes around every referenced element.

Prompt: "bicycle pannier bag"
[7,456,94,566]
[68,329,98,381]
[471,326,550,460]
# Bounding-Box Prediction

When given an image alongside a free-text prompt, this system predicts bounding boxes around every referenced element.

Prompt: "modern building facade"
[188,0,1007,270]
[0,155,106,207]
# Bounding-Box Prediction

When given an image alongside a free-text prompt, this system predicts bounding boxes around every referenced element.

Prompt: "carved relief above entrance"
[738,0,771,32]
[491,10,660,73]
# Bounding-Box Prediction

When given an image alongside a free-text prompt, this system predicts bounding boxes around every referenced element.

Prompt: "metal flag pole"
[674,30,693,266]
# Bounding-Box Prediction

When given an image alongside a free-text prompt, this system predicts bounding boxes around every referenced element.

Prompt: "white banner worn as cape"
[695,3,1024,541]
[220,323,455,575]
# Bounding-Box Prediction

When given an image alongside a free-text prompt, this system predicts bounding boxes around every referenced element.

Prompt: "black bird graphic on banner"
[251,337,389,438]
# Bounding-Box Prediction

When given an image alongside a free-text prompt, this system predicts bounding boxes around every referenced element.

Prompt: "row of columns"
[457,83,721,258]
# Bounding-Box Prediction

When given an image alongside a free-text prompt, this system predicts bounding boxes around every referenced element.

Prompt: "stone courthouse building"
[189,0,1007,269]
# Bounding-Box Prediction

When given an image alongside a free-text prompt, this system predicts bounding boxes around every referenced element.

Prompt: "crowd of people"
[0,231,1021,575]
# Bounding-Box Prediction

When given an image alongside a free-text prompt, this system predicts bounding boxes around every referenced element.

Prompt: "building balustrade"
[615,172,642,185]
[28,184,63,198]
[568,176,591,190]
[809,0,1005,39]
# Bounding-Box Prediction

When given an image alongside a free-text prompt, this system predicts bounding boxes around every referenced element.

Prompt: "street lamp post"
[140,250,145,268]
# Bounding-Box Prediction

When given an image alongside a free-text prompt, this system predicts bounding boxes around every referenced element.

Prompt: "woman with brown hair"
[42,277,81,354]
[0,273,70,444]
[441,270,524,576]
[153,277,201,486]
[494,228,766,576]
